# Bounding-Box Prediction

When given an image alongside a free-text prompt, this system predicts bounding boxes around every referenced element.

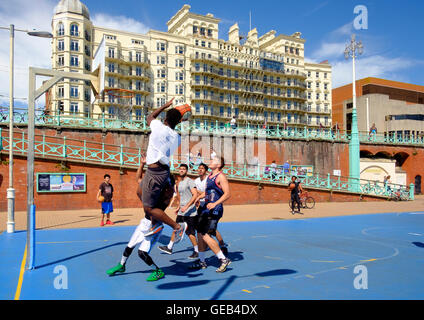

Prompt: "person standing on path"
[97,174,114,226]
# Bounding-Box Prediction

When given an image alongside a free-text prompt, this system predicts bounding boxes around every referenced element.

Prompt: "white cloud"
[331,55,416,88]
[92,13,149,34]
[0,0,56,108]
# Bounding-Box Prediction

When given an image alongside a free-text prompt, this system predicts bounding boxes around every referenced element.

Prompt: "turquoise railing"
[1,107,424,147]
[0,127,413,200]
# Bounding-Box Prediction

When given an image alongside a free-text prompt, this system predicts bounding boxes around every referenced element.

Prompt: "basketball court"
[2,211,424,300]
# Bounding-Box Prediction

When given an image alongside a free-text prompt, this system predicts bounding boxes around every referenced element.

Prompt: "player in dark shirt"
[288,176,303,215]
[97,174,114,226]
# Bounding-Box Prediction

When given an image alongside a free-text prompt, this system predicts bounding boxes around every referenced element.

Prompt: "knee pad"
[138,250,153,266]
[123,246,134,257]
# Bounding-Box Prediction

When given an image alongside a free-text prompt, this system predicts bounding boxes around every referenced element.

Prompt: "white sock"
[199,251,206,262]
[216,250,226,260]
[167,241,174,250]
[120,256,128,266]
[193,245,198,253]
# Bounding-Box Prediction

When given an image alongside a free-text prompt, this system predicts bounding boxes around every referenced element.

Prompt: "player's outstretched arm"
[146,98,174,126]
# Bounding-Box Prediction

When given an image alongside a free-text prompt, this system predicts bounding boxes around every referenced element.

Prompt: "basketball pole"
[26,67,99,270]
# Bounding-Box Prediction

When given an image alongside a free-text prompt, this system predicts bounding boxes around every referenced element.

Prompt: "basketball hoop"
[102,88,135,99]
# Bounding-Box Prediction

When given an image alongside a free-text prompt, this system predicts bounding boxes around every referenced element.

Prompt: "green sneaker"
[106,263,125,276]
[146,269,165,281]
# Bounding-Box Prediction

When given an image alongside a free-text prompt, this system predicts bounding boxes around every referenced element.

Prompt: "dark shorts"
[176,215,198,236]
[141,166,173,209]
[101,201,113,214]
[197,205,222,236]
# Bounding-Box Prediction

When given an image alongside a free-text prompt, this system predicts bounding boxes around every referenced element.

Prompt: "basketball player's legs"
[142,170,187,239]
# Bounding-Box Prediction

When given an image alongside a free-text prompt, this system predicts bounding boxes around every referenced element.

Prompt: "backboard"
[91,35,106,102]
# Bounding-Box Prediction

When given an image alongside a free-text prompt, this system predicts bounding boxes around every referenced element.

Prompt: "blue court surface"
[2,212,424,300]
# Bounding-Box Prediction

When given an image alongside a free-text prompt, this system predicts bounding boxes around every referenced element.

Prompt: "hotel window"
[176,84,184,95]
[108,77,114,87]
[277,100,281,108]
[156,82,166,93]
[157,69,166,78]
[271,112,275,121]
[176,72,184,81]
[58,39,64,51]
[287,101,291,109]
[70,24,78,36]
[316,116,320,125]
[193,26,198,34]
[195,104,200,113]
[316,104,321,112]
[234,70,239,78]
[324,94,328,101]
[108,47,115,58]
[201,41,205,47]
[307,92,311,99]
[108,106,116,118]
[325,117,329,126]
[175,45,184,54]
[287,114,292,123]
[108,63,115,72]
[324,83,328,90]
[195,90,200,98]
[220,106,224,116]
[210,106,214,115]
[57,23,64,36]
[70,86,78,98]
[235,82,239,90]
[195,39,199,46]
[156,42,166,51]
[308,116,312,124]
[135,109,142,120]
[136,67,142,76]
[135,94,142,105]
[227,69,231,77]
[324,72,327,79]
[227,81,231,89]
[219,93,224,102]
[316,93,320,100]
[195,75,200,84]
[264,98,268,107]
[157,55,166,65]
[234,108,239,117]
[226,94,232,103]
[200,27,205,36]
[57,86,64,98]
[70,55,79,66]
[227,107,231,117]
[307,71,311,77]
[287,89,292,97]
[316,72,319,78]
[234,94,239,104]
[136,81,142,90]
[208,29,213,37]
[308,104,312,112]
[70,103,78,114]
[70,40,79,51]
[316,82,319,88]
[175,59,184,68]
[277,113,281,121]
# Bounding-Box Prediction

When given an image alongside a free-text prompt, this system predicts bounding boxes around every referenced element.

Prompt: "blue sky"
[0,0,423,107]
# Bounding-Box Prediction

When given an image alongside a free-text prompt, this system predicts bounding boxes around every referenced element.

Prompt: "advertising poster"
[37,173,86,193]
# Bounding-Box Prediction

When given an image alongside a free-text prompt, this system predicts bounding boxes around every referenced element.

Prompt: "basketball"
[98,195,105,202]
[175,104,192,121]
[288,183,295,191]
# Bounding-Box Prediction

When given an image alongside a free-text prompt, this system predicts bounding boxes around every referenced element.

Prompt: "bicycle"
[289,191,315,209]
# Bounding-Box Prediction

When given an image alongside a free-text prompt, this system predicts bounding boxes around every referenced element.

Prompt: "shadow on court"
[156,268,297,300]
[412,242,424,248]
[35,242,127,269]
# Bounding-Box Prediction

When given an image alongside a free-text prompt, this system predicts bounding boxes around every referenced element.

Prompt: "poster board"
[290,165,314,177]
[36,173,86,193]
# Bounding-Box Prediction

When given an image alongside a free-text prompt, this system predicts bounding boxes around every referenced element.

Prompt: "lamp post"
[0,24,52,233]
[344,34,363,192]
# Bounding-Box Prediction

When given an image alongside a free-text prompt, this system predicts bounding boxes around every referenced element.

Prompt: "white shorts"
[127,218,162,253]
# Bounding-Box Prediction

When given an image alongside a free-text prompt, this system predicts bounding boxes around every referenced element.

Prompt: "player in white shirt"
[141,98,187,242]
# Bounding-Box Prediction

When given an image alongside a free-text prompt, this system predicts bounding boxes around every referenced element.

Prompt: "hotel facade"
[49,0,332,131]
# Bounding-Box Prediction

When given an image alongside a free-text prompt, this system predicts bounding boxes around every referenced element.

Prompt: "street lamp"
[344,34,363,192]
[0,24,52,233]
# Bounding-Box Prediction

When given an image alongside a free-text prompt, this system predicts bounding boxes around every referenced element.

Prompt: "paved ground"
[1,195,423,231]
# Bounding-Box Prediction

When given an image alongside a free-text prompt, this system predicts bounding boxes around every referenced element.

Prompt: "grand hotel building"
[49,0,332,130]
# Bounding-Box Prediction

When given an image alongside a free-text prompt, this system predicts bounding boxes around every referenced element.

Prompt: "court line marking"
[14,244,27,301]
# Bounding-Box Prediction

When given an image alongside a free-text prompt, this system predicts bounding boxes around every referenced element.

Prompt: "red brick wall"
[0,155,382,212]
